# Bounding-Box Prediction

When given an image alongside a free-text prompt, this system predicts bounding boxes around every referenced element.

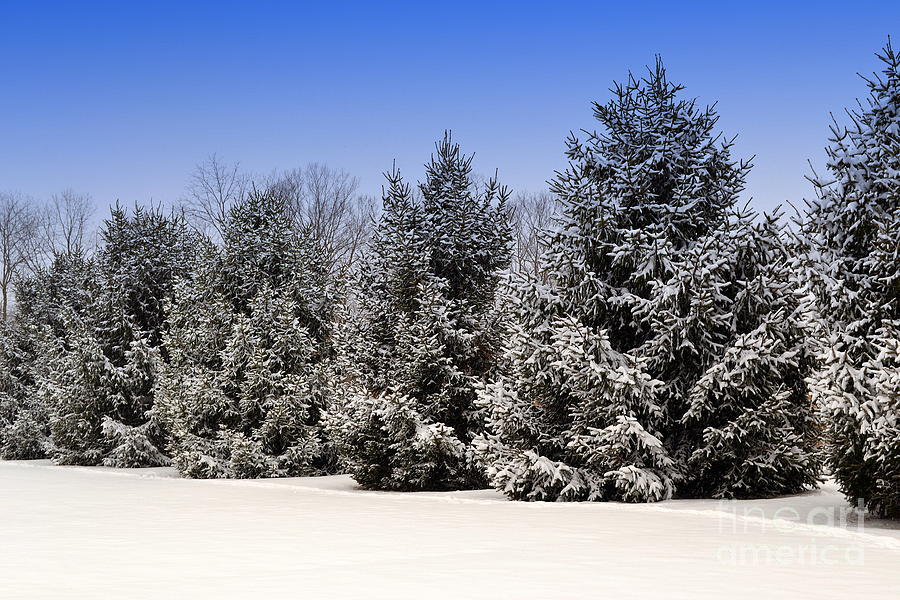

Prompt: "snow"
[1,461,898,599]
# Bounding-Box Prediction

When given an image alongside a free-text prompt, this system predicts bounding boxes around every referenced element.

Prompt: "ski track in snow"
[1,460,898,599]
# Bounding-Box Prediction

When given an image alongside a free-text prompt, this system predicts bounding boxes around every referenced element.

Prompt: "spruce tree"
[676,210,821,498]
[0,250,96,459]
[327,134,512,491]
[15,250,97,339]
[476,59,819,502]
[158,190,335,478]
[0,320,44,459]
[100,204,199,346]
[43,207,196,466]
[44,298,167,466]
[804,42,900,519]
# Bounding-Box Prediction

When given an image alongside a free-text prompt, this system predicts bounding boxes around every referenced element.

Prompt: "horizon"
[1,1,897,216]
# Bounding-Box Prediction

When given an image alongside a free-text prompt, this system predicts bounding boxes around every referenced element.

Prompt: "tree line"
[0,45,897,519]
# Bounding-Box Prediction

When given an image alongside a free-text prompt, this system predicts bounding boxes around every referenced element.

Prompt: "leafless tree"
[509,190,555,281]
[18,189,96,276]
[30,189,95,264]
[183,154,248,239]
[265,163,375,277]
[184,156,374,275]
[0,192,39,319]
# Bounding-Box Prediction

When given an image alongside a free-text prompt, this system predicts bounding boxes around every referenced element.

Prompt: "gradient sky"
[1,1,898,216]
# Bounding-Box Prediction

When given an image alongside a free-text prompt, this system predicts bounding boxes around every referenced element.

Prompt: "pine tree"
[15,250,97,339]
[0,320,44,459]
[0,250,96,459]
[100,204,199,345]
[158,190,336,478]
[43,298,167,467]
[43,207,196,467]
[475,313,673,501]
[327,134,512,491]
[476,59,818,502]
[676,210,821,498]
[804,42,900,519]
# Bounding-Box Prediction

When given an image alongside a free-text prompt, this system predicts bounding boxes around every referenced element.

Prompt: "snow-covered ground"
[1,461,898,599]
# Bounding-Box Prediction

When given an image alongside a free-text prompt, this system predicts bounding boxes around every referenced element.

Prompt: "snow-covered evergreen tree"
[43,298,167,467]
[101,204,199,345]
[804,42,900,519]
[0,320,44,459]
[42,207,196,466]
[476,59,819,502]
[0,250,96,459]
[158,190,336,478]
[475,314,673,501]
[15,250,97,339]
[675,210,821,498]
[327,134,512,491]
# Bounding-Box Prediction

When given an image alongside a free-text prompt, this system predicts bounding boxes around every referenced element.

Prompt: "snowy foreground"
[1,461,899,599]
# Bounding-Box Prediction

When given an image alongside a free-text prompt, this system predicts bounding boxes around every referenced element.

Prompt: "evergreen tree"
[158,190,335,478]
[327,134,512,491]
[100,204,199,346]
[43,207,196,466]
[476,313,673,501]
[43,298,167,467]
[675,210,821,498]
[0,320,44,459]
[15,250,97,339]
[476,59,819,502]
[0,250,96,459]
[804,42,900,519]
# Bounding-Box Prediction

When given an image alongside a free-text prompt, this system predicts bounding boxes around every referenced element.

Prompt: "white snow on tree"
[0,320,45,459]
[675,210,822,498]
[0,251,96,459]
[475,313,674,501]
[326,133,512,491]
[158,190,336,479]
[476,59,819,502]
[804,42,900,519]
[41,206,196,467]
[43,302,167,467]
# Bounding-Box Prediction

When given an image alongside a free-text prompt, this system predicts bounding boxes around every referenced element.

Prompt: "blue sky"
[1,1,897,215]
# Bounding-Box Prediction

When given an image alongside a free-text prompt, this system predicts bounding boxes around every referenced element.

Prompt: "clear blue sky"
[1,1,897,215]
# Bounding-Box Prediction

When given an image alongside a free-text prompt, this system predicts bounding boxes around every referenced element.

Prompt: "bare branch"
[0,192,40,319]
[183,154,248,240]
[264,163,374,278]
[509,190,555,281]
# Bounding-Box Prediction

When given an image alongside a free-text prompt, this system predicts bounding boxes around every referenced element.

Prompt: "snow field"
[1,461,898,599]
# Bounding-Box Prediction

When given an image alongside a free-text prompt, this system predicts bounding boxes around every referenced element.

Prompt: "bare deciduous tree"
[19,189,96,278]
[0,192,39,319]
[47,189,94,255]
[184,156,374,276]
[184,154,248,239]
[509,190,555,281]
[26,189,95,268]
[266,163,375,277]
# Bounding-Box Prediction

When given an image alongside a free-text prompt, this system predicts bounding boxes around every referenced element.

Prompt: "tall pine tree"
[804,42,900,519]
[327,133,512,491]
[0,250,96,459]
[476,59,819,502]
[674,210,821,498]
[158,190,336,478]
[43,206,196,466]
